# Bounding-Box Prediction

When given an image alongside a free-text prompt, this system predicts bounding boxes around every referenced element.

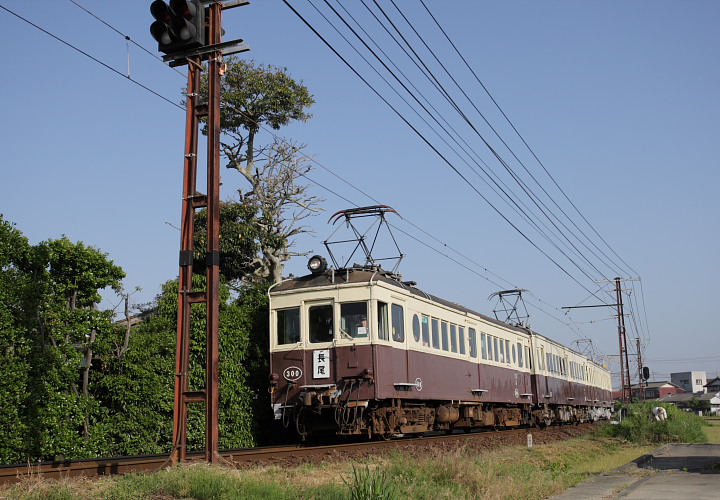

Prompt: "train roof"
[273,268,530,336]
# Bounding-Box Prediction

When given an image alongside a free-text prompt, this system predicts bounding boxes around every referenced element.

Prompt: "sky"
[1,1,718,387]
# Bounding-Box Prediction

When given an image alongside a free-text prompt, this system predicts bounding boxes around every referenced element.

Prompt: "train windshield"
[309,304,334,343]
[276,308,300,345]
[340,302,368,339]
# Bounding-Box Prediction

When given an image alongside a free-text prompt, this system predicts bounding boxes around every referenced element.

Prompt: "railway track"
[0,423,596,485]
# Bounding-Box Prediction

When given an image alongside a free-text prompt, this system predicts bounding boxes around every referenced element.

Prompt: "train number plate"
[283,366,303,381]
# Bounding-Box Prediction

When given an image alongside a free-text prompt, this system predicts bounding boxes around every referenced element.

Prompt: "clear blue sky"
[1,1,718,387]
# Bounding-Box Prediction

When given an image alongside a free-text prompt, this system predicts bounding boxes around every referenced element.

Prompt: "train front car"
[268,258,613,440]
[268,265,386,439]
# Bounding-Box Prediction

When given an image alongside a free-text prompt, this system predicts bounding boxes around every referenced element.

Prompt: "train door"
[305,301,335,386]
[375,299,409,398]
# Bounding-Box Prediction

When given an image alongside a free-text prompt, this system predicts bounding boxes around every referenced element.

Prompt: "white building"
[671,371,707,394]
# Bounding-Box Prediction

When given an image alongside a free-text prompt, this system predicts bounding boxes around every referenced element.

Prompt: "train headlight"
[307,255,327,274]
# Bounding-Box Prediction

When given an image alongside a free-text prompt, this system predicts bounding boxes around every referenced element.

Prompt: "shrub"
[597,401,707,444]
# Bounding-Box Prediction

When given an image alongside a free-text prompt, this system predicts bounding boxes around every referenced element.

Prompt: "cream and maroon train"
[268,257,612,439]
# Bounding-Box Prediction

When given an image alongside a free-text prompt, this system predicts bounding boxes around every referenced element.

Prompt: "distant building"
[629,381,684,400]
[671,371,707,394]
[658,391,720,415]
[705,376,720,394]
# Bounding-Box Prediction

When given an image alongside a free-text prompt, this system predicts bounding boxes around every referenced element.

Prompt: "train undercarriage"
[279,383,611,440]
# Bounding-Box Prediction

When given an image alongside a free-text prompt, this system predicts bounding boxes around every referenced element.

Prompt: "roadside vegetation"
[6,405,717,500]
[596,402,708,445]
[0,432,655,500]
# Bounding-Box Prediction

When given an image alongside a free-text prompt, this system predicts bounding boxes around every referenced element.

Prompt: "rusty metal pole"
[615,278,632,403]
[205,1,223,464]
[172,57,202,465]
[636,337,644,401]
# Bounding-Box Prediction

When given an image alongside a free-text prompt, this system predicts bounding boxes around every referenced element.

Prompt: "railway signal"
[150,0,206,54]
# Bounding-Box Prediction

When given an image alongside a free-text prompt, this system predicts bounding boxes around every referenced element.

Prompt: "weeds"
[596,402,707,445]
[344,464,397,500]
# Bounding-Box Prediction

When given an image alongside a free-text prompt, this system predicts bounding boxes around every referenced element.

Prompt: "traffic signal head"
[150,0,206,55]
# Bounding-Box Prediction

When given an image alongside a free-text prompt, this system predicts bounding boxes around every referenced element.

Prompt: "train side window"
[341,302,368,339]
[309,304,333,343]
[481,333,487,359]
[431,318,440,349]
[441,322,449,351]
[421,315,430,346]
[499,339,505,363]
[391,304,405,342]
[506,340,511,364]
[450,324,457,353]
[517,343,523,368]
[487,335,493,360]
[493,337,499,362]
[412,314,421,343]
[377,301,389,341]
[459,326,466,355]
[276,307,300,345]
[468,328,477,358]
[526,346,532,370]
[512,343,516,365]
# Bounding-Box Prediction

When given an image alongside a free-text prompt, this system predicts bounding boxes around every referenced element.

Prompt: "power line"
[0,4,183,111]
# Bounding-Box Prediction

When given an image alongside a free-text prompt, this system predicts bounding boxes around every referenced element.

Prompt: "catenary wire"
[289,0,609,303]
[0,4,183,111]
[417,0,637,280]
[13,1,618,349]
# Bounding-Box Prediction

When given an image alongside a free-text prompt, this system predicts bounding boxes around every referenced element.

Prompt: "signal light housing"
[150,0,206,55]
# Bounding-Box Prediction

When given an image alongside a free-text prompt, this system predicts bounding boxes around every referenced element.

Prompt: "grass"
[1,433,653,500]
[702,417,720,443]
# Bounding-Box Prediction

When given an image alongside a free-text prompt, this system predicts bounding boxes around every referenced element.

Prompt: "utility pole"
[150,0,249,465]
[636,337,644,401]
[614,277,632,404]
[562,276,641,404]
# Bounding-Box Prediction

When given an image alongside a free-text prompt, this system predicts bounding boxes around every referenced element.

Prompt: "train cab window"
[340,302,368,339]
[421,315,430,346]
[431,318,440,349]
[391,304,405,342]
[517,343,523,368]
[309,304,333,343]
[377,301,389,341]
[458,327,466,355]
[480,333,487,360]
[450,324,458,353]
[412,314,421,343]
[441,322,449,351]
[468,328,477,358]
[276,308,300,345]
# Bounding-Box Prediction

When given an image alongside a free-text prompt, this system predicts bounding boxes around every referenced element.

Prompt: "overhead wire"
[9,0,626,347]
[288,0,610,303]
[354,0,613,287]
[66,0,187,77]
[0,3,183,111]
[417,0,638,280]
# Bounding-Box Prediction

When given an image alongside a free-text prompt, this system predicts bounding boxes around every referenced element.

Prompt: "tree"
[0,216,33,463]
[192,201,260,284]
[194,59,321,284]
[199,58,315,174]
[241,139,322,283]
[27,237,125,459]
